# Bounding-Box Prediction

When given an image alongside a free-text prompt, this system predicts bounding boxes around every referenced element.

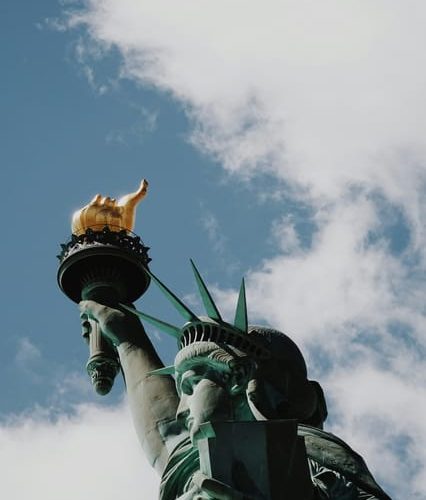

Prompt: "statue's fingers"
[80,314,91,341]
[89,194,102,205]
[79,300,95,320]
[79,300,108,322]
[193,472,244,500]
[104,196,114,208]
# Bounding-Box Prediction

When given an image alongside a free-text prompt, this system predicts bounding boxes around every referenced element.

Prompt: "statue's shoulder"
[298,424,391,500]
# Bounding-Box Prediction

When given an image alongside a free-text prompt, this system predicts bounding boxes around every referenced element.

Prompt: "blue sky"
[1,1,425,499]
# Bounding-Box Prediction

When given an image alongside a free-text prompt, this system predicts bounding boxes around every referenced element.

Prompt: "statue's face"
[174,347,253,443]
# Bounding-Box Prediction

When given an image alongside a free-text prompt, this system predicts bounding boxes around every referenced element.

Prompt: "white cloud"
[67,2,426,197]
[326,363,426,499]
[0,403,159,500]
[64,1,426,497]
[248,197,402,341]
[270,215,302,255]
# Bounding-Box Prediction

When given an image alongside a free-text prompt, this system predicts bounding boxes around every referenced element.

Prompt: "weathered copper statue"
[61,182,391,499]
[80,272,390,499]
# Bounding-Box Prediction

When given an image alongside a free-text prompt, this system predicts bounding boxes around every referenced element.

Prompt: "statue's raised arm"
[59,179,181,473]
[79,299,181,473]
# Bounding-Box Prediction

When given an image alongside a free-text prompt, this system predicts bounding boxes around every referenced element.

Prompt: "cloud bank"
[60,1,426,498]
[0,403,159,500]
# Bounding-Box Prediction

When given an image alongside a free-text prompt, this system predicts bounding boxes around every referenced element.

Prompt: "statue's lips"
[186,417,195,431]
[186,417,198,443]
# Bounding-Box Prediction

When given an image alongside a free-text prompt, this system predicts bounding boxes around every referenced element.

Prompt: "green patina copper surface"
[105,264,391,499]
[62,227,391,499]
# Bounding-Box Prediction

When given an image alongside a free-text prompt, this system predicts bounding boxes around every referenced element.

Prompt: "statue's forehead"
[174,352,216,375]
[175,354,207,369]
[174,346,234,377]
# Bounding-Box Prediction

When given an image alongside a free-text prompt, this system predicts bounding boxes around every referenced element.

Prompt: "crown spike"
[190,259,222,321]
[148,365,175,376]
[234,278,248,333]
[146,268,199,322]
[120,304,181,339]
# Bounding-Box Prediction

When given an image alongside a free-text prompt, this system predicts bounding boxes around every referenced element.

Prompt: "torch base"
[57,227,151,304]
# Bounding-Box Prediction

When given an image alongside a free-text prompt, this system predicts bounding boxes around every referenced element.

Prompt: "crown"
[122,260,271,375]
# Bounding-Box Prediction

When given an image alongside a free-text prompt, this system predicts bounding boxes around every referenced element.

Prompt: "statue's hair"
[174,341,247,370]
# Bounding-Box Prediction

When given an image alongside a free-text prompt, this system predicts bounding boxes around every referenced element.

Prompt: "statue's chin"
[188,421,198,444]
[187,411,231,444]
[186,416,207,444]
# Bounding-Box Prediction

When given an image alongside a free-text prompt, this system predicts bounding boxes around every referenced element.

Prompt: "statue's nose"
[175,394,190,424]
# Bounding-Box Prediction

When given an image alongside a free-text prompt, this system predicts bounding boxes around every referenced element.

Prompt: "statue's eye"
[180,379,193,395]
[203,367,230,388]
[179,371,202,395]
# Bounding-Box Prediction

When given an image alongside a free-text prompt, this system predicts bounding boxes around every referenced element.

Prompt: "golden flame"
[71,179,148,235]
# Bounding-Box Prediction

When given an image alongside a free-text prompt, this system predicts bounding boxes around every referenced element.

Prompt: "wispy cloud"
[15,337,43,384]
[72,36,114,95]
[14,338,99,411]
[105,105,158,145]
[198,206,242,276]
[15,337,41,367]
[51,372,93,404]
[200,209,226,255]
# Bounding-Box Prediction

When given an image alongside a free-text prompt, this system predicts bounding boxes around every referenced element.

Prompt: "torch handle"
[86,318,111,355]
[81,283,122,396]
[84,318,120,396]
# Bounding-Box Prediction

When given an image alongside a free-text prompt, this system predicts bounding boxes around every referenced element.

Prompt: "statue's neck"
[231,394,257,422]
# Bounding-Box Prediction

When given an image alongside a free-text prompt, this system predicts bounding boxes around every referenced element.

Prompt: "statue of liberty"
[62,181,391,500]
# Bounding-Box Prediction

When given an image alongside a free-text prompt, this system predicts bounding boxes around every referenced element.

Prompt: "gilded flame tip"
[71,179,148,235]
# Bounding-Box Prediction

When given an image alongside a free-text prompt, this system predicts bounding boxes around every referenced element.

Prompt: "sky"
[1,1,425,498]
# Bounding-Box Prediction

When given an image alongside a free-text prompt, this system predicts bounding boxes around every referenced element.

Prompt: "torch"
[57,179,151,395]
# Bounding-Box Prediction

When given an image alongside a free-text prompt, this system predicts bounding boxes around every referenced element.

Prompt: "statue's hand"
[79,300,145,346]
[72,179,148,235]
[185,471,251,500]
